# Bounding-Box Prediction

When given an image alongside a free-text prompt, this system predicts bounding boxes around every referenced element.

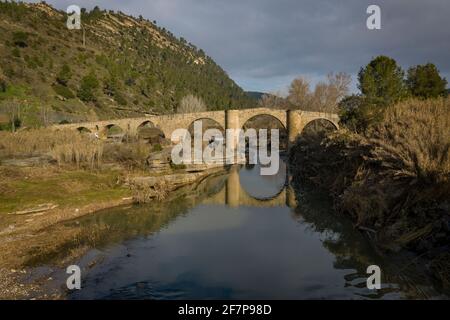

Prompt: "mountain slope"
[245,91,266,100]
[0,2,256,126]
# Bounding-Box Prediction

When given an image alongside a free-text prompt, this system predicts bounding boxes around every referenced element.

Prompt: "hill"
[0,2,256,127]
[245,91,266,101]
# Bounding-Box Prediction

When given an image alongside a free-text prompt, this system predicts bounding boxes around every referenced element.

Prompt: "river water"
[30,160,445,299]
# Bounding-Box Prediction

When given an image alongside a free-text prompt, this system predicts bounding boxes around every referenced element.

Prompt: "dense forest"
[0,1,256,128]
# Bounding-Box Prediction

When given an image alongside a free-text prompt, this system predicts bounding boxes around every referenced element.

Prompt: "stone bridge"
[53,108,339,146]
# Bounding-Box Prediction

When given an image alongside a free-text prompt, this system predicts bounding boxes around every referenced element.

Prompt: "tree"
[259,92,291,109]
[406,63,448,99]
[288,77,312,109]
[358,56,407,106]
[178,94,206,113]
[338,94,382,132]
[288,73,351,112]
[56,64,72,86]
[78,72,99,102]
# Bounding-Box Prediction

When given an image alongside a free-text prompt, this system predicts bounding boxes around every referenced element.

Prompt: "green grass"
[0,169,130,214]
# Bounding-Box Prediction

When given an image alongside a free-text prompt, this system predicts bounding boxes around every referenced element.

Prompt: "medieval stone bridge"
[53,108,339,146]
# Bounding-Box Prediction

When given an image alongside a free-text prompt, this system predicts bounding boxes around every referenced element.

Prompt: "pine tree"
[406,63,448,99]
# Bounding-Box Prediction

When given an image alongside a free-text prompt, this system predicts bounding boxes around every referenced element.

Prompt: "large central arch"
[241,114,289,151]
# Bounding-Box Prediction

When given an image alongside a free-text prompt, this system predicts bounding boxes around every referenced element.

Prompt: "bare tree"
[258,91,290,109]
[178,94,207,113]
[287,73,351,113]
[288,77,312,109]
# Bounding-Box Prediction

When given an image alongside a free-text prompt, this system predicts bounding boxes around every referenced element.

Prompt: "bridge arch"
[77,126,92,133]
[238,108,287,129]
[186,117,226,146]
[137,120,158,130]
[187,117,225,134]
[301,118,338,137]
[101,124,125,140]
[241,114,289,151]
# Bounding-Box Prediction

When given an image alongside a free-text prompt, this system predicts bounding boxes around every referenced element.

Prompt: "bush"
[103,142,150,169]
[338,95,384,133]
[78,72,99,102]
[53,84,75,99]
[56,64,72,86]
[114,91,127,105]
[152,143,163,152]
[12,31,28,47]
[11,48,20,58]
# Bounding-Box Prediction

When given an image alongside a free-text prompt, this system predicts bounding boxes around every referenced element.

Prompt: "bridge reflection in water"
[24,159,442,299]
[201,164,297,209]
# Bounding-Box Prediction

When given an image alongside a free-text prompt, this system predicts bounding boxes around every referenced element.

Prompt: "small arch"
[102,124,124,140]
[77,127,92,134]
[187,118,225,146]
[301,118,338,139]
[187,118,225,134]
[136,120,166,144]
[137,120,157,131]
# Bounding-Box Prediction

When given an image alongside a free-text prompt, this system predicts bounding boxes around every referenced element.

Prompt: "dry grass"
[103,141,150,170]
[0,128,103,168]
[129,179,170,203]
[291,97,450,249]
[368,97,450,184]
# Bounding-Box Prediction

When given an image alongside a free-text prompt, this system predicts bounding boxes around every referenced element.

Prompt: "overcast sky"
[28,0,450,93]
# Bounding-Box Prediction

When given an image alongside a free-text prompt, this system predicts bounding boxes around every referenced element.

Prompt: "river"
[27,160,446,299]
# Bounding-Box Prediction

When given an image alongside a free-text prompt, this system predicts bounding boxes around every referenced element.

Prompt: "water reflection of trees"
[291,182,441,299]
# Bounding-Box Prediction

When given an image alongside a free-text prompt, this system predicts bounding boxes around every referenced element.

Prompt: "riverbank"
[289,98,450,292]
[0,158,227,298]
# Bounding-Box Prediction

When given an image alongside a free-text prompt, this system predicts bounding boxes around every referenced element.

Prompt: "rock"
[1,156,54,167]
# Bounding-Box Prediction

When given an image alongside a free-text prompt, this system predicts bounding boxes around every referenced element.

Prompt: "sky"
[26,0,450,93]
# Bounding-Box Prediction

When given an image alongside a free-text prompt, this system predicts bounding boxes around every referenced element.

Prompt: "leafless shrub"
[258,91,294,109]
[102,142,150,170]
[288,73,351,112]
[178,94,207,113]
[129,179,170,203]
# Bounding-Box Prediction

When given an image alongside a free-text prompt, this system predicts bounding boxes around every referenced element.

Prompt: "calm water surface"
[32,160,445,299]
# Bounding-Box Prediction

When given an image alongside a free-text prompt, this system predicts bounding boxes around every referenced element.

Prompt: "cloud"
[29,0,450,92]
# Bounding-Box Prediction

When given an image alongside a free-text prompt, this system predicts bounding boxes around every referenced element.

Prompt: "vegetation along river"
[25,160,447,299]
